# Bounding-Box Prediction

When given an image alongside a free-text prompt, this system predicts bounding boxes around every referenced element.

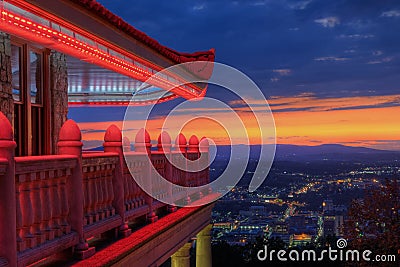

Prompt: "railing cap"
[0,111,13,140]
[158,131,171,145]
[199,137,210,148]
[189,135,199,145]
[135,128,151,144]
[175,133,187,146]
[104,124,122,142]
[59,119,81,141]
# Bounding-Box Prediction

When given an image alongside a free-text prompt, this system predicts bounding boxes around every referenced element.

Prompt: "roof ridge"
[69,0,215,64]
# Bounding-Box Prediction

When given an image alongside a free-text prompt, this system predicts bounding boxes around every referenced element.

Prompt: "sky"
[70,0,400,150]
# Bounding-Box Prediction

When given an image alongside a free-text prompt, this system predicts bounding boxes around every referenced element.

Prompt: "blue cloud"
[94,0,400,100]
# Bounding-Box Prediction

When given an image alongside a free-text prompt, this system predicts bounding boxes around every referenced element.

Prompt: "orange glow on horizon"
[75,93,400,150]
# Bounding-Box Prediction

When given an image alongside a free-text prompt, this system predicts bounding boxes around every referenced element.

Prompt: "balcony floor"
[31,193,218,267]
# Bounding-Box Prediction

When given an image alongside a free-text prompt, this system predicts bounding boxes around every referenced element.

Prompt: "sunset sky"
[69,0,400,150]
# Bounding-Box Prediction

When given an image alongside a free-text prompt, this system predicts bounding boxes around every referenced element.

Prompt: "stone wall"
[0,32,13,123]
[50,51,68,154]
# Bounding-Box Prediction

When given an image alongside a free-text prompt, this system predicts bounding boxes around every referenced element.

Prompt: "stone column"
[171,242,192,267]
[196,224,212,267]
[0,32,13,123]
[50,51,68,154]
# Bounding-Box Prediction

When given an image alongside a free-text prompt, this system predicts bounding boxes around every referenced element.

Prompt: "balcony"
[0,112,215,267]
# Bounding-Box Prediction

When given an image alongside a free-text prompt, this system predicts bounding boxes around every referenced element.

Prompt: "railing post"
[135,128,157,222]
[103,125,131,237]
[57,120,95,259]
[158,131,176,212]
[0,112,17,267]
[175,133,190,205]
[188,135,201,198]
[200,137,211,195]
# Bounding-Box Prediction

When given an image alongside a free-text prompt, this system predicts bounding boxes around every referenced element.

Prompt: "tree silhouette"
[345,179,400,266]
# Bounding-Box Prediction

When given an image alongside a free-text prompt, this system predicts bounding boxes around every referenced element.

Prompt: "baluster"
[131,172,138,208]
[132,175,138,207]
[133,166,141,208]
[96,166,105,220]
[107,166,115,215]
[20,178,35,248]
[59,169,70,234]
[30,173,44,245]
[105,166,112,216]
[127,169,133,209]
[130,164,137,208]
[124,172,130,210]
[101,167,109,218]
[104,165,110,214]
[105,165,112,216]
[103,165,109,218]
[123,171,128,210]
[138,164,146,206]
[41,173,53,240]
[83,168,91,225]
[15,183,25,252]
[91,168,99,222]
[50,171,61,237]
[30,176,41,234]
[87,170,96,224]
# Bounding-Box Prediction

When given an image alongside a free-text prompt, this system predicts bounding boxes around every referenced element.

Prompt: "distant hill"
[214,144,400,163]
[85,143,400,163]
[274,144,400,162]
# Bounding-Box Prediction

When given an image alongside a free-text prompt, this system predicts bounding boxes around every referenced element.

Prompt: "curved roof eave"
[69,0,215,65]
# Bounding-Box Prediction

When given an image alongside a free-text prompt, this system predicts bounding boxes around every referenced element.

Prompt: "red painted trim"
[67,0,215,65]
[68,93,181,106]
[2,1,213,101]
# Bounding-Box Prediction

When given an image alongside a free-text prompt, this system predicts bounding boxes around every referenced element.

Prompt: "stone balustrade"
[82,153,118,225]
[0,111,210,267]
[15,155,77,252]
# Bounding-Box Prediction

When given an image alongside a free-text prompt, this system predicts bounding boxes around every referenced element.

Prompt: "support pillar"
[0,112,17,267]
[50,51,68,154]
[0,33,13,124]
[171,242,192,267]
[196,224,212,267]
